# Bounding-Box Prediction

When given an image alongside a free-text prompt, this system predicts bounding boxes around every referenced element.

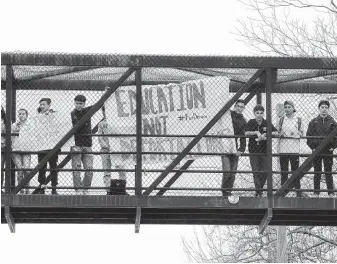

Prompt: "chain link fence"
[1,53,337,197]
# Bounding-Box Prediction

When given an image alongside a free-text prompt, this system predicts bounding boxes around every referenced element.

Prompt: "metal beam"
[135,68,142,196]
[135,206,141,233]
[275,126,337,197]
[143,68,266,195]
[2,195,337,210]
[5,66,13,194]
[12,67,136,194]
[4,206,15,233]
[156,159,195,196]
[3,79,336,94]
[2,53,337,69]
[259,208,273,234]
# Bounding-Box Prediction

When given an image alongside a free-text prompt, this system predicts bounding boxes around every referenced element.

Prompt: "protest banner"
[104,76,235,166]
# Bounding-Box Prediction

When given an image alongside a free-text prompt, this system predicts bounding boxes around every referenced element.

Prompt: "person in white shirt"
[278,100,303,197]
[12,109,31,194]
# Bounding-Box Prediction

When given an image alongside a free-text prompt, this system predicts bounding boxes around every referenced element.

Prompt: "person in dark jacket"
[70,94,93,195]
[306,100,337,197]
[221,99,247,196]
[245,105,279,197]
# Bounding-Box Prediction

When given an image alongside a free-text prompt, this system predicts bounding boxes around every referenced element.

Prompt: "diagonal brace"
[259,208,273,234]
[143,68,266,195]
[275,126,337,197]
[12,67,136,194]
[5,206,15,233]
[156,159,195,196]
[135,206,141,233]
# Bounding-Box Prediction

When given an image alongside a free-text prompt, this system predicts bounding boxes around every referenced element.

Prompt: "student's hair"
[39,98,51,105]
[74,94,86,103]
[318,100,330,108]
[19,108,28,116]
[253,104,264,113]
[235,99,246,106]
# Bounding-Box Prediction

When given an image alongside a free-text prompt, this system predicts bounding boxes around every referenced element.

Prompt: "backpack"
[279,116,302,133]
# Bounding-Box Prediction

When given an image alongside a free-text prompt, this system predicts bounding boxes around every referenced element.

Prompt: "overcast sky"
[0,0,301,263]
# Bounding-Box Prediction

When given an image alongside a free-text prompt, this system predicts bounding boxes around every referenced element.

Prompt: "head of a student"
[253,105,265,121]
[284,100,296,116]
[39,98,51,113]
[74,95,86,111]
[234,99,245,114]
[318,100,330,118]
[18,109,28,122]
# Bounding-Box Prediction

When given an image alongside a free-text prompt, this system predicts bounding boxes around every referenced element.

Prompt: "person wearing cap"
[306,100,337,197]
[278,100,304,197]
[70,94,94,195]
[245,104,278,197]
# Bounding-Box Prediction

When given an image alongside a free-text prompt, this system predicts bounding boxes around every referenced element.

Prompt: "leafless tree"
[183,226,337,263]
[234,0,337,57]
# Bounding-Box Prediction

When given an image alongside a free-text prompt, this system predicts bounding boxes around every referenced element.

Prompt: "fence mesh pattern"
[1,54,337,197]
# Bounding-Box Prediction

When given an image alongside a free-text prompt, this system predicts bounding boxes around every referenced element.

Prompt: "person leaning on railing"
[245,104,279,197]
[277,101,303,198]
[70,94,94,195]
[306,100,337,197]
[220,99,247,197]
[11,109,31,194]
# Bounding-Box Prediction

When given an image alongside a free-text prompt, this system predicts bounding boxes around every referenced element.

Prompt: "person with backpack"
[306,100,337,197]
[278,101,303,197]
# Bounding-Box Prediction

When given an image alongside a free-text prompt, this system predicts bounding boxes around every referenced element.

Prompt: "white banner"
[17,111,74,151]
[104,76,236,166]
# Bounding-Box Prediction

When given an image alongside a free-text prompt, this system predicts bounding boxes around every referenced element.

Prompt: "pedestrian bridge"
[1,52,337,232]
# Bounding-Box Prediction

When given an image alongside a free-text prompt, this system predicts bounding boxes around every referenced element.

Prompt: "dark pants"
[1,151,16,192]
[280,154,301,194]
[221,154,239,195]
[38,150,59,186]
[313,153,334,195]
[249,154,267,195]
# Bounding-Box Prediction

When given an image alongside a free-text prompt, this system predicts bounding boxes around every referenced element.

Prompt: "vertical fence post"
[135,68,142,195]
[266,68,277,197]
[5,66,13,194]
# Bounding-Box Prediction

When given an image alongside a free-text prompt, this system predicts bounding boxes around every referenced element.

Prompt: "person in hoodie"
[221,99,247,196]
[306,100,337,197]
[70,94,94,195]
[98,106,128,195]
[11,109,31,194]
[36,98,60,195]
[278,101,304,197]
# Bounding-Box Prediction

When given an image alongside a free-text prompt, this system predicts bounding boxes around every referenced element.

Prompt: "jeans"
[38,150,59,186]
[71,146,93,190]
[249,154,267,195]
[101,152,126,187]
[221,154,239,195]
[280,154,301,194]
[12,153,31,193]
[313,153,334,195]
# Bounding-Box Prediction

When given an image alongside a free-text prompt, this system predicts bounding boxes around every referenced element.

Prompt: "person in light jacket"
[11,109,31,194]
